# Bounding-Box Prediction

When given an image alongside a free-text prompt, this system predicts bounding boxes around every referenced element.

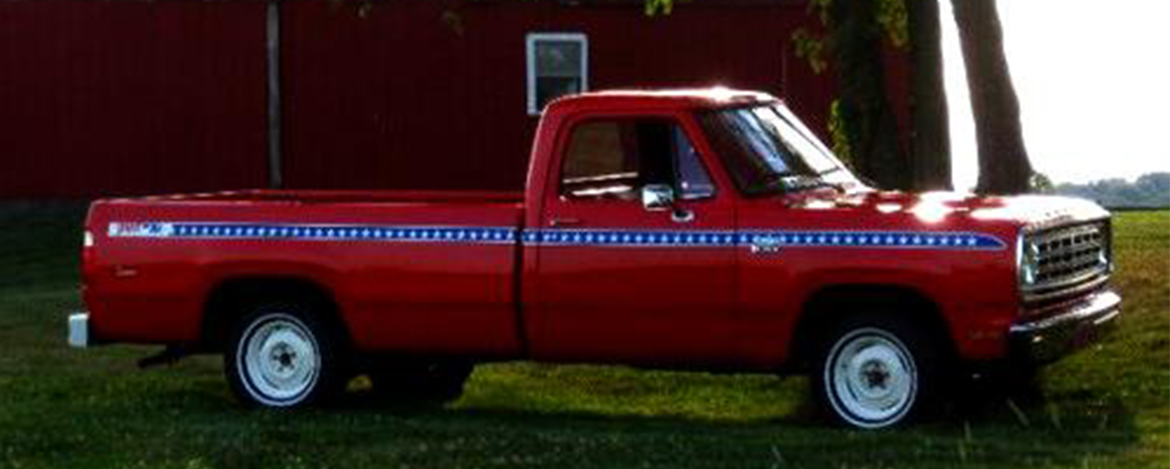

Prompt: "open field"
[1,203,1166,468]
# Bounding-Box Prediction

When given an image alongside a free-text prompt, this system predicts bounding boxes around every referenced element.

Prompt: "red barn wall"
[281,0,835,191]
[0,0,841,198]
[0,0,268,198]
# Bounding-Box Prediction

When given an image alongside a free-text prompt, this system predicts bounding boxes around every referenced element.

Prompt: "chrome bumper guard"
[1010,290,1121,364]
[68,312,90,348]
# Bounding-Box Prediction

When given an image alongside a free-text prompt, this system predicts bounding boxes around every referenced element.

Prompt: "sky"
[939,0,1170,188]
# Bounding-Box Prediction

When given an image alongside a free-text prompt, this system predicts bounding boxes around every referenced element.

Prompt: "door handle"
[671,208,695,224]
[549,217,581,227]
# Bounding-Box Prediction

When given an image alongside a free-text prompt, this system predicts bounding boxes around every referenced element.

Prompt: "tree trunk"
[827,0,910,190]
[950,0,1032,194]
[907,0,952,191]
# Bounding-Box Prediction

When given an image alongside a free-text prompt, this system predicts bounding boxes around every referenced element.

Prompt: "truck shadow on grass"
[227,366,1140,468]
[226,382,1141,468]
[0,355,1144,468]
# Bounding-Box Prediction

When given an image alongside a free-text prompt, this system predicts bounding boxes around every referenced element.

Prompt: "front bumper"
[68,312,90,348]
[1010,289,1121,364]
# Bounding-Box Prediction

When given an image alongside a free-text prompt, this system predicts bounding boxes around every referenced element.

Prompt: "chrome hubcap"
[238,314,320,406]
[826,328,917,428]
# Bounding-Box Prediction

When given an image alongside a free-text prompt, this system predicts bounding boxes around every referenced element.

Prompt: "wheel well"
[789,285,955,372]
[199,277,347,352]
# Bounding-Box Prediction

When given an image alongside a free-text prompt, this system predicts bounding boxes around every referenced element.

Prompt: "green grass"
[1,203,1167,468]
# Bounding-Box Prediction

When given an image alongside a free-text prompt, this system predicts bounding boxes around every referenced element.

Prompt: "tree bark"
[950,0,1032,194]
[907,0,952,191]
[827,0,910,190]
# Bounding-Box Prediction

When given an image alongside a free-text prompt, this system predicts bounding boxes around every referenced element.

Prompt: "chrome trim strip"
[1010,290,1121,334]
[1022,272,1110,303]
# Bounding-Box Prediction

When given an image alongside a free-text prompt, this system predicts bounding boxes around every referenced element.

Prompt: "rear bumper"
[1010,289,1120,364]
[68,312,90,348]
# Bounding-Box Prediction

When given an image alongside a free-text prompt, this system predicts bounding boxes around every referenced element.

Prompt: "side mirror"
[641,184,675,212]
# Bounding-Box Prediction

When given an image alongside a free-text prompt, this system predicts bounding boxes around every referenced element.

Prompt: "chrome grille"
[1023,221,1110,300]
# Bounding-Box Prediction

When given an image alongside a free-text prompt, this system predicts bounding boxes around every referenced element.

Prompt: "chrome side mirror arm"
[641,184,675,212]
[642,184,695,224]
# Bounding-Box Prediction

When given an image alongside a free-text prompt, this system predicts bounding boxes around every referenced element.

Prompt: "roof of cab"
[546,88,779,113]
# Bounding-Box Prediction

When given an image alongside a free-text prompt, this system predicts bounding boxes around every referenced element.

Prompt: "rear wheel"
[225,305,345,408]
[816,315,938,429]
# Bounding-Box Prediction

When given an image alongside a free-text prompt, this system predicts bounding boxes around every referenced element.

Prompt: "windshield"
[698,104,861,196]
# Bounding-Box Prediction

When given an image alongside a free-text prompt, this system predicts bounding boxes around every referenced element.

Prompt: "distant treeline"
[1047,172,1170,209]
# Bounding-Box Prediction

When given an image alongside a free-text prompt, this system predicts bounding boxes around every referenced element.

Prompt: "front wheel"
[225,307,344,408]
[816,317,937,429]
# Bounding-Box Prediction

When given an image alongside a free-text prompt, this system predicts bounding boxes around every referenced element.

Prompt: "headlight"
[83,230,94,248]
[1021,242,1039,286]
[1100,220,1113,272]
[1017,233,1040,287]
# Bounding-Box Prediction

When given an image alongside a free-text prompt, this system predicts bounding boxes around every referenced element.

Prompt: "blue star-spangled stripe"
[736,230,1004,250]
[109,222,1005,251]
[530,229,1004,250]
[113,222,517,244]
[531,229,738,247]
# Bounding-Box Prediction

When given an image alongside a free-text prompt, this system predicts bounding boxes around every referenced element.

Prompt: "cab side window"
[560,119,714,201]
[673,126,715,200]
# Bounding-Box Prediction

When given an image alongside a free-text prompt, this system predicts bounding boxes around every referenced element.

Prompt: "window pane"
[536,77,581,111]
[724,109,791,174]
[560,119,715,201]
[699,105,855,196]
[563,121,633,182]
[754,107,837,174]
[528,35,587,114]
[673,127,714,200]
[536,41,582,77]
[698,110,790,194]
[775,105,838,166]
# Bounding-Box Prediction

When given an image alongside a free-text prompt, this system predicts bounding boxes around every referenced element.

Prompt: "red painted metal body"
[81,90,1111,371]
[84,190,526,357]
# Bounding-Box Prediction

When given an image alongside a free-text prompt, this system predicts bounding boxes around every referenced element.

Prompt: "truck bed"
[84,189,527,357]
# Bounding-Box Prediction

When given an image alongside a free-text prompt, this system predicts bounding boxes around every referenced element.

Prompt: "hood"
[784,189,1111,230]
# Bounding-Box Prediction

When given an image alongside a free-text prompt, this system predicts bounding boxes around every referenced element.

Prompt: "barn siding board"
[0,1,268,198]
[280,0,834,192]
[0,0,846,198]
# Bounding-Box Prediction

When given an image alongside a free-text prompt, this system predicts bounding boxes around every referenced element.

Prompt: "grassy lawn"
[0,203,1166,468]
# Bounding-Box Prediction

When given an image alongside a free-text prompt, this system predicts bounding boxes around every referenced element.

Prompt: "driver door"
[528,114,739,365]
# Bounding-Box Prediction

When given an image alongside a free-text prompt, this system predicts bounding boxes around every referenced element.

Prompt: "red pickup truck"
[69,89,1120,429]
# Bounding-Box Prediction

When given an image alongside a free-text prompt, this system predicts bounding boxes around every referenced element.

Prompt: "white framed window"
[526,33,588,116]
